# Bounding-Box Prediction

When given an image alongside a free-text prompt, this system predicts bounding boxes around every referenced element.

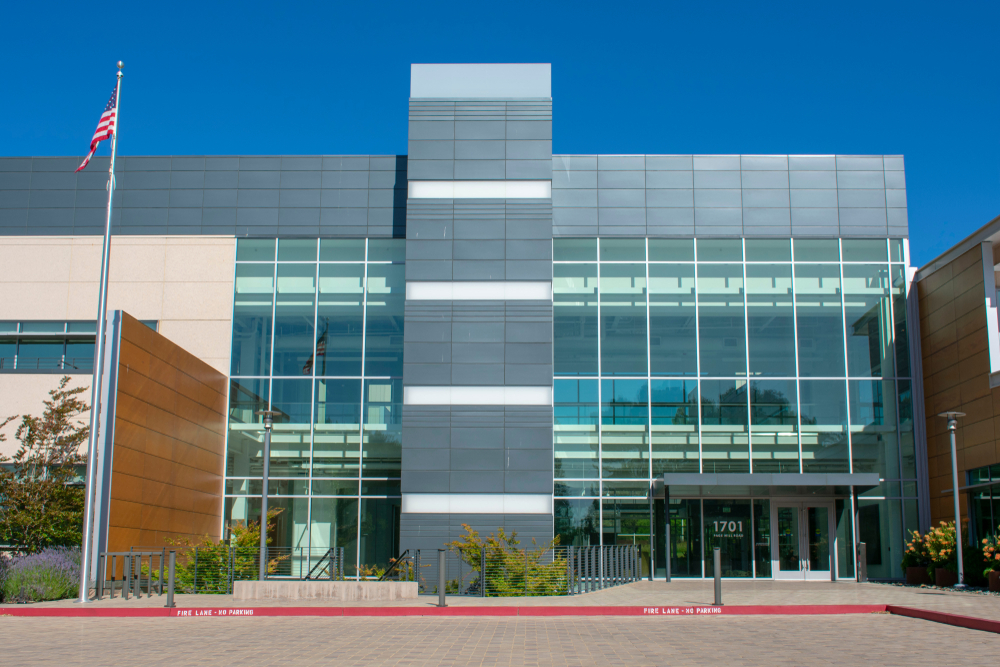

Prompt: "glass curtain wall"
[225,238,404,577]
[553,237,916,579]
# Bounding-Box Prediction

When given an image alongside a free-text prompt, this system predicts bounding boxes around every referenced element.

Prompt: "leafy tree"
[0,377,89,552]
[448,524,566,596]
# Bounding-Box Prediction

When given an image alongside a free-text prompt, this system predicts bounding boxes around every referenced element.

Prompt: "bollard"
[159,548,165,595]
[110,555,117,600]
[858,543,868,583]
[123,555,131,600]
[134,555,142,599]
[713,547,723,606]
[437,549,447,607]
[165,551,176,608]
[96,554,105,600]
[665,523,672,583]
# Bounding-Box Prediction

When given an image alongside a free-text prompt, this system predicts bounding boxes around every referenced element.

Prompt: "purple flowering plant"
[1,546,80,602]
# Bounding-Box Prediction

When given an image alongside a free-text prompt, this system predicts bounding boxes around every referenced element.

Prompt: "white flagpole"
[78,61,123,604]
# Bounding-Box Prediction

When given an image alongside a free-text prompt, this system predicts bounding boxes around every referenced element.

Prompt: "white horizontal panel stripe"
[401,493,553,514]
[406,281,552,301]
[403,386,552,406]
[408,180,551,199]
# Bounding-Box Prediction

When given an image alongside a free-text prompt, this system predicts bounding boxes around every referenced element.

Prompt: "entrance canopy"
[653,473,880,498]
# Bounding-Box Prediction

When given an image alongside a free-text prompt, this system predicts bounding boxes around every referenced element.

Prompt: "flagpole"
[78,61,123,604]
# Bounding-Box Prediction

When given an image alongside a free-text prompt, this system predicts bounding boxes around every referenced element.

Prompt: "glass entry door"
[772,503,835,580]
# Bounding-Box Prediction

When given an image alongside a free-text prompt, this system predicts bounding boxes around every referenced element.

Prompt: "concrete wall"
[917,243,998,524]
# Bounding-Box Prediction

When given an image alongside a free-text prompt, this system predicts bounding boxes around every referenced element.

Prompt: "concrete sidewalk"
[5,581,999,620]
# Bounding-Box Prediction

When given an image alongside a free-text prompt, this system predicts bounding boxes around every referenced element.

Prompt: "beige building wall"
[0,235,235,454]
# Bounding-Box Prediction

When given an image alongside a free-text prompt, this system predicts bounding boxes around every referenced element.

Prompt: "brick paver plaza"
[3,582,1000,665]
[2,613,998,666]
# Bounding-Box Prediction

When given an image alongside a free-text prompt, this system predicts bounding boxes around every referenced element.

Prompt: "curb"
[0,604,887,618]
[886,605,1000,634]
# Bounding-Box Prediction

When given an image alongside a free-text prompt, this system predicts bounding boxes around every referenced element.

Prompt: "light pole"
[255,410,281,581]
[939,411,966,588]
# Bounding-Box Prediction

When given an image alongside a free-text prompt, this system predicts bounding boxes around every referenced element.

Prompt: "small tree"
[448,524,566,596]
[0,378,89,552]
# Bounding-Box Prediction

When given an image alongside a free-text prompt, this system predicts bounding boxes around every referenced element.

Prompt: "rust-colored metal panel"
[107,312,226,553]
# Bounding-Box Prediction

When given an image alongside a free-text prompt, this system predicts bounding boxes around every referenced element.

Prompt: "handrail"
[378,549,410,581]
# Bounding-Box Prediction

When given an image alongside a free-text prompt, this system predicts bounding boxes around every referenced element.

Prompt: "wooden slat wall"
[107,312,227,552]
[917,244,999,525]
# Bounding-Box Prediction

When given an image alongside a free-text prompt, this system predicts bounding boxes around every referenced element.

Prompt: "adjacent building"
[0,63,930,581]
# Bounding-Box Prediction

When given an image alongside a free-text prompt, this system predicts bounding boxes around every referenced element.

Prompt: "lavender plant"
[1,547,80,602]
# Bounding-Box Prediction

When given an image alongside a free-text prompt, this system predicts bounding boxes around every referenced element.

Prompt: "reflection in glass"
[745,238,790,262]
[798,380,849,473]
[700,380,749,473]
[320,238,365,262]
[703,499,752,577]
[226,378,269,477]
[648,264,696,376]
[651,380,699,474]
[746,263,795,377]
[697,264,746,377]
[554,238,597,262]
[777,506,800,571]
[362,379,402,477]
[364,263,404,377]
[666,498,702,577]
[231,264,274,376]
[601,380,649,478]
[697,239,742,262]
[836,499,855,578]
[313,379,362,477]
[278,238,317,261]
[359,498,400,570]
[367,238,406,262]
[843,264,892,378]
[310,497,358,574]
[600,264,648,376]
[554,264,598,376]
[554,380,599,478]
[236,238,275,262]
[897,380,916,478]
[794,264,845,377]
[269,379,312,477]
[272,264,317,376]
[554,499,600,546]
[850,380,899,477]
[754,500,771,577]
[600,238,645,261]
[648,238,693,261]
[891,265,910,377]
[602,498,652,577]
[807,506,831,572]
[315,264,364,376]
[750,380,799,473]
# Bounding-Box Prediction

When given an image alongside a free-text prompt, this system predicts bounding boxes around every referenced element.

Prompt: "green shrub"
[1,547,80,602]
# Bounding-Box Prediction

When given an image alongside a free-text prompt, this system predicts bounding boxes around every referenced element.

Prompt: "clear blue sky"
[3,0,997,266]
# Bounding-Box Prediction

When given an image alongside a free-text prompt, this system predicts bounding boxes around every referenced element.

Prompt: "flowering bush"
[1,547,80,602]
[901,529,931,569]
[924,522,958,571]
[981,526,1000,577]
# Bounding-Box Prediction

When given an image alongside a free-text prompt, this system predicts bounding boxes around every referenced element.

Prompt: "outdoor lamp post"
[939,411,967,588]
[255,410,281,581]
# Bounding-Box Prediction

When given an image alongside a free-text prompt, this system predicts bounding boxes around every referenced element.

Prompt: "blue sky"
[3,0,997,266]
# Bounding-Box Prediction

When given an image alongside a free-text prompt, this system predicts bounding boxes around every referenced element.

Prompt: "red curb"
[886,605,1000,634]
[0,604,887,618]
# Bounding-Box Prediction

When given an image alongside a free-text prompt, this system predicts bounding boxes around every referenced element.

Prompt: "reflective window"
[794,264,845,377]
[600,263,647,376]
[363,263,404,377]
[850,379,899,477]
[554,379,599,479]
[272,264,317,376]
[231,264,274,376]
[697,264,746,377]
[799,380,849,473]
[843,265,892,378]
[554,499,600,546]
[553,264,598,376]
[746,264,795,377]
[649,264,696,376]
[750,380,798,473]
[316,264,365,376]
[700,380,749,473]
[600,379,649,478]
[313,379,362,477]
[362,379,402,477]
[651,380,699,474]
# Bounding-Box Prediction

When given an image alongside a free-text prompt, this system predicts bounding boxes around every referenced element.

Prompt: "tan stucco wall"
[0,235,235,456]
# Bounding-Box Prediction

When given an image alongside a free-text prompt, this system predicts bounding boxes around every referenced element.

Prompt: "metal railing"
[415,545,641,597]
[96,546,348,595]
[0,357,94,371]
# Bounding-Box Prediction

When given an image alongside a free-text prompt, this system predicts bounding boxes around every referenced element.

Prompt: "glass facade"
[225,238,404,576]
[553,237,917,579]
[0,319,156,373]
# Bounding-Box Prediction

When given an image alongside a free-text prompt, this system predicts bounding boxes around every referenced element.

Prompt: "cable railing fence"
[416,545,641,597]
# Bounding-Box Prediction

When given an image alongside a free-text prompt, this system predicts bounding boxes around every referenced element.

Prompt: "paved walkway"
[2,614,998,666]
[6,580,1000,620]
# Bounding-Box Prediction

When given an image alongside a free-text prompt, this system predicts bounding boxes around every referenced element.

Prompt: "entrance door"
[772,503,835,580]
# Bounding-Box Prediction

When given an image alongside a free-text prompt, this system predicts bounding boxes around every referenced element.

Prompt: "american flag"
[75,83,119,172]
[303,326,328,375]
